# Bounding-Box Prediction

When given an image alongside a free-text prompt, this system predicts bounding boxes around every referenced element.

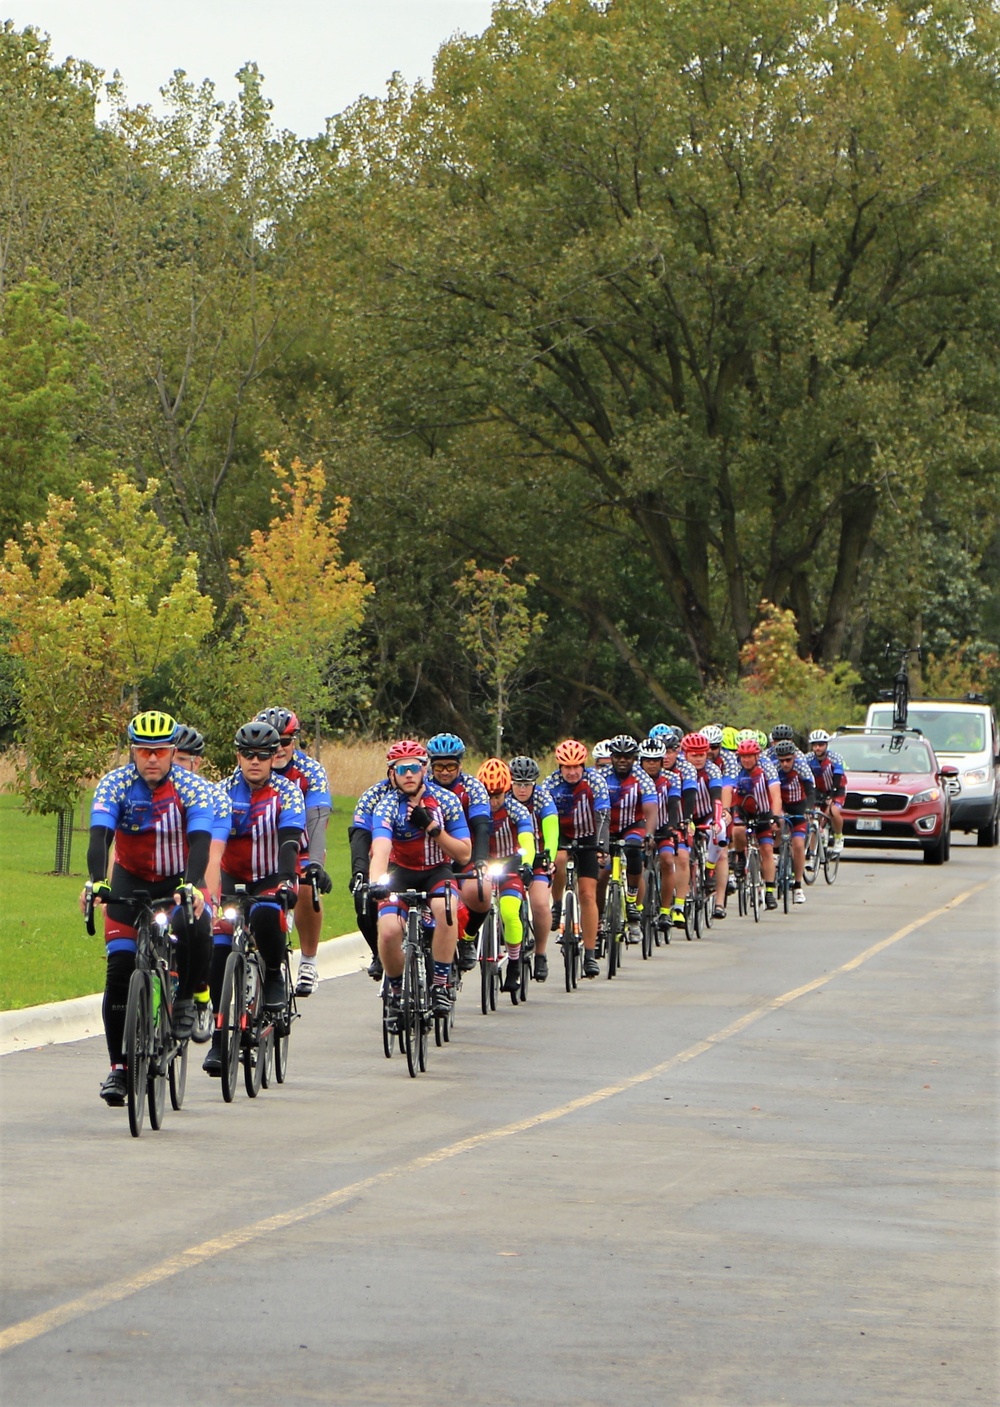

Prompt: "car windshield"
[835,735,936,775]
[867,706,985,753]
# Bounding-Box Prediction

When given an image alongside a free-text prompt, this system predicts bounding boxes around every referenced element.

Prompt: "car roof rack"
[834,725,925,737]
[870,694,987,706]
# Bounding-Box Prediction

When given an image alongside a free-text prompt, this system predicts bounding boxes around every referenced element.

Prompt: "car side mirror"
[939,765,959,777]
[939,764,961,796]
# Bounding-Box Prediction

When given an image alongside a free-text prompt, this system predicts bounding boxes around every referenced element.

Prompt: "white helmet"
[592,739,612,761]
[702,725,723,746]
[809,729,831,744]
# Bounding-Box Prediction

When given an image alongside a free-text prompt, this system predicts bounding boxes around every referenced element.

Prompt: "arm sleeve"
[277,826,302,883]
[541,812,560,856]
[349,825,373,876]
[471,814,491,866]
[305,804,331,863]
[184,831,211,888]
[681,788,696,821]
[87,825,113,883]
[518,829,536,867]
[668,794,682,829]
[595,812,610,851]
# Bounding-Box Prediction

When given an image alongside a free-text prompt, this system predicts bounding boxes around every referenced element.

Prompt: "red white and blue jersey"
[487,795,534,861]
[220,771,307,884]
[435,770,491,824]
[733,758,780,815]
[543,767,611,842]
[712,747,741,782]
[807,749,846,796]
[777,757,816,808]
[666,756,699,800]
[210,783,233,843]
[605,764,657,837]
[91,764,216,884]
[523,782,558,848]
[274,749,332,811]
[645,767,681,830]
[371,781,470,871]
[688,759,723,821]
[352,778,394,831]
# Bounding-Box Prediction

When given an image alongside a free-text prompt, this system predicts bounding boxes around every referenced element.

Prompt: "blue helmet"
[647,723,672,740]
[426,731,466,759]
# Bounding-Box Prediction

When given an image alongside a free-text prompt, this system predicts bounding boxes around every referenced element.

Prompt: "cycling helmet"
[509,755,540,783]
[682,732,709,753]
[426,731,465,759]
[477,757,512,793]
[736,728,758,744]
[386,739,428,765]
[256,706,299,738]
[607,733,639,756]
[647,723,671,740]
[554,739,588,766]
[234,721,280,754]
[773,739,797,758]
[662,727,683,749]
[172,724,205,756]
[756,730,769,749]
[702,725,723,746]
[128,711,177,745]
[736,740,761,759]
[809,729,831,745]
[721,726,740,751]
[592,739,612,761]
[770,723,795,743]
[639,736,666,759]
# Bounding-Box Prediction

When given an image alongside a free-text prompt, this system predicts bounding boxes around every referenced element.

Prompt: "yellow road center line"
[2,875,994,1355]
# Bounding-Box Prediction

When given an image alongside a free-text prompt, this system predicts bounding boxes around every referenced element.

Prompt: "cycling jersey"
[210,782,233,844]
[688,759,724,822]
[274,749,332,809]
[543,767,611,843]
[807,749,847,797]
[732,758,780,816]
[371,781,471,871]
[220,770,307,884]
[487,795,535,863]
[711,747,742,782]
[664,756,699,820]
[643,767,681,832]
[435,770,490,823]
[777,757,816,809]
[91,764,215,884]
[352,778,394,831]
[605,764,657,839]
[520,782,560,857]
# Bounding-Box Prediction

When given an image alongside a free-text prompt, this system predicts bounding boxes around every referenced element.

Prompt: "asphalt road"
[1,839,997,1407]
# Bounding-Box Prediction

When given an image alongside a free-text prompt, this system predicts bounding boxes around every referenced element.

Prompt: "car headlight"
[912,788,940,805]
[962,768,988,785]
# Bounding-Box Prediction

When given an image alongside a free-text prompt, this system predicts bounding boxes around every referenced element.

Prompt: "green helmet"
[128,710,177,745]
[756,730,769,748]
[721,726,740,751]
[736,728,757,744]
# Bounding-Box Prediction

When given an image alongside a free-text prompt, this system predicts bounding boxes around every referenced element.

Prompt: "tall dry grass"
[315,738,560,795]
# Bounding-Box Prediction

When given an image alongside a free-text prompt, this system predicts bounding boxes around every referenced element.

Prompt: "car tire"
[976,809,999,848]
[922,833,947,865]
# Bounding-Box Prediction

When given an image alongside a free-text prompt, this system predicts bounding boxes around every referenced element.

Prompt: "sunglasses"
[133,746,173,759]
[276,735,298,746]
[238,748,275,761]
[393,761,425,776]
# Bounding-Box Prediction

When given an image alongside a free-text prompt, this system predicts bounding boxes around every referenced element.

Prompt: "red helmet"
[386,739,428,765]
[682,732,709,753]
[477,757,512,793]
[736,737,761,757]
[554,739,588,766]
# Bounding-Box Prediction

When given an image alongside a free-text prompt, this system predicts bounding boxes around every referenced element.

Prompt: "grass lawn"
[0,793,360,1011]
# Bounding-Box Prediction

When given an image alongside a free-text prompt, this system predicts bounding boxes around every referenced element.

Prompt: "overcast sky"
[6,1,497,135]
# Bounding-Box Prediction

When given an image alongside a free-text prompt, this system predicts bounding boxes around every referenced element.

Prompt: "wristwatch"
[426,823,442,839]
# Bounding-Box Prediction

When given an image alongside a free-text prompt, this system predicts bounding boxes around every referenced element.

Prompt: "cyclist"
[369,740,471,1026]
[766,723,807,765]
[477,758,536,994]
[172,724,230,903]
[806,730,846,854]
[638,736,682,938]
[680,732,729,920]
[425,732,492,972]
[348,771,397,981]
[256,708,333,998]
[601,735,658,940]
[592,739,613,772]
[83,711,216,1106]
[508,756,560,982]
[773,739,816,903]
[203,721,306,1075]
[731,736,783,910]
[661,729,698,929]
[545,739,610,978]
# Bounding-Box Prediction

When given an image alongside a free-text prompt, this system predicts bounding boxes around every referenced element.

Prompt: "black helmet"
[607,733,639,756]
[508,756,540,783]
[770,723,795,743]
[172,724,205,757]
[773,738,797,758]
[235,721,280,754]
[255,706,299,739]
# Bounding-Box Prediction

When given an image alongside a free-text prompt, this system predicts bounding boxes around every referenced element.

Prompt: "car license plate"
[856,817,882,832]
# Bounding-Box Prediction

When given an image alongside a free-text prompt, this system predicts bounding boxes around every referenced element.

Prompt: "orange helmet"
[477,757,512,793]
[554,738,588,766]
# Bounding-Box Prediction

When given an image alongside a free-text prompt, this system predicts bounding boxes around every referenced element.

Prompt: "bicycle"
[556,844,587,992]
[216,887,297,1103]
[477,862,514,1012]
[597,840,627,979]
[685,826,714,939]
[804,805,840,886]
[371,882,447,1078]
[86,883,190,1138]
[640,842,661,959]
[883,641,922,732]
[775,818,794,914]
[732,817,766,922]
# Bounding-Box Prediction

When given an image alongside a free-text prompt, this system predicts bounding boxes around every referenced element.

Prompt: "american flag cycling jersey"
[352,778,394,830]
[646,767,681,829]
[764,744,809,768]
[210,783,233,843]
[806,749,846,796]
[487,795,535,861]
[687,759,724,820]
[777,756,816,807]
[274,749,332,810]
[543,767,611,842]
[605,764,657,836]
[522,782,558,848]
[371,781,470,870]
[91,764,216,883]
[733,757,780,815]
[710,747,741,781]
[220,771,307,884]
[434,771,491,823]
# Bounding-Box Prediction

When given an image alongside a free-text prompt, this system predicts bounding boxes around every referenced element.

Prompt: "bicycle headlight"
[912,787,940,805]
[487,862,506,878]
[223,907,238,923]
[154,911,170,929]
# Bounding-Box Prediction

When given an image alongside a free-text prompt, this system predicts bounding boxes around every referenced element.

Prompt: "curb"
[0,930,372,1057]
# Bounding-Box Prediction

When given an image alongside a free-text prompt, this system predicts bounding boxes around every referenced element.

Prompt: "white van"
[864,697,999,846]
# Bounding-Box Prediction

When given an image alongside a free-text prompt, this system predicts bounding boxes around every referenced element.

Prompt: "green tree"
[454,557,546,752]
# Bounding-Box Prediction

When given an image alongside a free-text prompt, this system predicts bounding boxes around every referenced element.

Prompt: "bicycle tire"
[219,951,245,1104]
[243,1028,264,1098]
[260,1026,275,1088]
[562,889,580,991]
[168,1038,188,1110]
[382,990,394,1058]
[124,969,150,1138]
[893,675,908,732]
[403,942,421,1078]
[736,863,747,917]
[802,818,820,886]
[823,830,840,885]
[780,839,792,913]
[147,975,168,1131]
[749,851,762,923]
[479,909,496,1015]
[273,953,293,1081]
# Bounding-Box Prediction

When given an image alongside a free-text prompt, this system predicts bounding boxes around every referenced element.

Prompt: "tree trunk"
[817,483,879,662]
[54,805,74,875]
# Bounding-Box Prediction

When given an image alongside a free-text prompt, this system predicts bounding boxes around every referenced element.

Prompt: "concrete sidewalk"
[0,930,370,1056]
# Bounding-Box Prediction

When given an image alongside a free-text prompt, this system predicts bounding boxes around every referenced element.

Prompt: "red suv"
[832,728,958,864]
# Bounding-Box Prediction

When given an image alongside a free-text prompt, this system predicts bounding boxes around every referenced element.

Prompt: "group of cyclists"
[82,709,847,1104]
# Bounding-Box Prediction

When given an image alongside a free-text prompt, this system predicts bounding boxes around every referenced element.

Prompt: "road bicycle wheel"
[169,1038,188,1110]
[749,851,762,923]
[382,989,394,1059]
[242,957,265,1098]
[244,1025,265,1097]
[802,818,820,886]
[219,951,245,1104]
[735,860,747,917]
[260,1026,275,1088]
[779,841,792,913]
[147,976,168,1131]
[561,889,580,991]
[124,969,150,1138]
[479,910,496,1015]
[403,944,422,1078]
[605,882,621,979]
[273,954,293,1081]
[893,674,908,731]
[823,824,841,885]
